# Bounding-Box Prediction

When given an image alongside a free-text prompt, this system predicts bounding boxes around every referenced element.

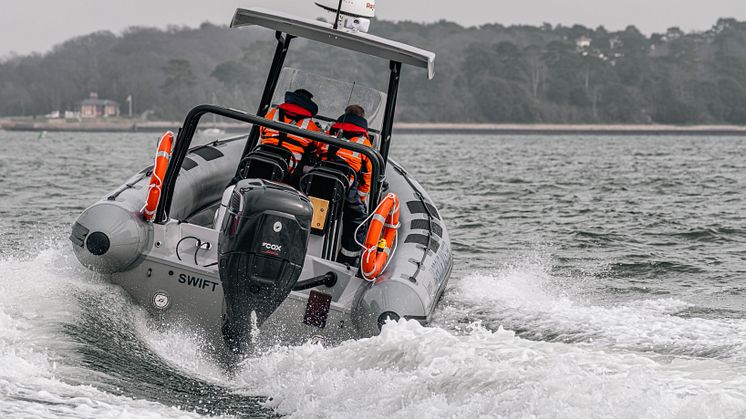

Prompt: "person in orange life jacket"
[324,104,375,266]
[259,89,323,180]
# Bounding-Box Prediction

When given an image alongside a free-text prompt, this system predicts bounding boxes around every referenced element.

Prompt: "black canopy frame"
[155,7,435,223]
[232,7,435,171]
[240,32,403,170]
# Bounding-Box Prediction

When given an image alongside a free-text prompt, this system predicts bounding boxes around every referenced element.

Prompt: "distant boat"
[199,93,226,135]
[200,127,226,135]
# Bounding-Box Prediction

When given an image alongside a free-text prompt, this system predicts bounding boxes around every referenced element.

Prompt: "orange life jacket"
[260,106,321,171]
[324,133,374,202]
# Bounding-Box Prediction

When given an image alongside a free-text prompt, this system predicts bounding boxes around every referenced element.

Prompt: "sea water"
[0,131,744,418]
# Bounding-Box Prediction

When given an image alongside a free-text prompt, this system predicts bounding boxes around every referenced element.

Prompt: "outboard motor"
[218,179,313,353]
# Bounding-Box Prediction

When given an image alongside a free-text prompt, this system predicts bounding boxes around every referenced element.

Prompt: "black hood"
[284,91,319,116]
[335,113,369,131]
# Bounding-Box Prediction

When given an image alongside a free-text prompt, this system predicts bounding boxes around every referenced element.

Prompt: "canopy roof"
[231,8,435,79]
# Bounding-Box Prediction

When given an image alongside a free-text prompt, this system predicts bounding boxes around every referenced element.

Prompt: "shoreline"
[394,123,746,136]
[1,119,746,136]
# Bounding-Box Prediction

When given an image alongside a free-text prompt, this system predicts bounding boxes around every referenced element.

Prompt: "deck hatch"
[181,157,198,171]
[190,146,224,162]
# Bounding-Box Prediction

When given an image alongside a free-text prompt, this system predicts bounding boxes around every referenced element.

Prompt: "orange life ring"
[361,193,400,281]
[142,131,174,221]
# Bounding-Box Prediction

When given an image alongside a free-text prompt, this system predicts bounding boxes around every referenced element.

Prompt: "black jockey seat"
[299,163,354,260]
[238,144,293,182]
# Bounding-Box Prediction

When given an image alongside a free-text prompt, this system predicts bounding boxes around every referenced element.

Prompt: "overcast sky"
[2,0,746,56]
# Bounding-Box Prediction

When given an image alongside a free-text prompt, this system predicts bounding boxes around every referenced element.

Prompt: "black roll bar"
[155,104,385,223]
[379,61,401,165]
[240,31,294,161]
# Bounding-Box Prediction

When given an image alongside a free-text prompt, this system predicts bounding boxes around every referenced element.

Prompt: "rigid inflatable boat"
[70,4,452,354]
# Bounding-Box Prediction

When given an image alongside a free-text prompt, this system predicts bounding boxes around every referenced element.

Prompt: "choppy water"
[1,131,745,418]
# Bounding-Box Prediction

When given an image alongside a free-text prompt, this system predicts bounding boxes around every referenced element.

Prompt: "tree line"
[2,17,746,124]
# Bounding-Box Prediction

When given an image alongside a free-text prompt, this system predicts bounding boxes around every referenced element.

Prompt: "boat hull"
[71,136,452,351]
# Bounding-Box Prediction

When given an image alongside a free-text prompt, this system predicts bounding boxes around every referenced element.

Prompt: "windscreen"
[272,68,387,133]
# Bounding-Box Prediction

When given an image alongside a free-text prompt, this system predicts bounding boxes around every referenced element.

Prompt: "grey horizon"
[1,0,746,56]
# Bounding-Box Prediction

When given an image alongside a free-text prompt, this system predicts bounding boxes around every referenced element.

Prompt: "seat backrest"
[239,151,287,182]
[318,161,355,187]
[256,144,294,166]
[300,168,347,236]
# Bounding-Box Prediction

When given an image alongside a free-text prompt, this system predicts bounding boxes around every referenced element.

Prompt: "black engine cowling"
[218,179,313,353]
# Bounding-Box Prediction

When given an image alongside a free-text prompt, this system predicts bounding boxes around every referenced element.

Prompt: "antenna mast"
[333,0,344,29]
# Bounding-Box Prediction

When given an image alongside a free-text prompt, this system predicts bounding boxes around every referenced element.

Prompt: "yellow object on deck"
[309,196,330,232]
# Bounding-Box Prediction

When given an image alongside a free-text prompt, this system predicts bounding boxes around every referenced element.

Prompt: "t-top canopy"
[231,8,435,79]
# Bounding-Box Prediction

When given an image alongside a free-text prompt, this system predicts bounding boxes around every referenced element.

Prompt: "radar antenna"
[315,0,376,33]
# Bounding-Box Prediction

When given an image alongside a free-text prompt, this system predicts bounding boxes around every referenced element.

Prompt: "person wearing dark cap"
[260,89,323,175]
[323,104,375,266]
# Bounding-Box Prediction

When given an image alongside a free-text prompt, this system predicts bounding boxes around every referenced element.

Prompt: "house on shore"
[575,35,592,51]
[78,92,119,118]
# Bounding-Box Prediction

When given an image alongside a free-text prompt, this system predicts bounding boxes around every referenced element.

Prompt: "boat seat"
[317,160,357,188]
[238,145,290,182]
[255,144,295,166]
[300,166,347,238]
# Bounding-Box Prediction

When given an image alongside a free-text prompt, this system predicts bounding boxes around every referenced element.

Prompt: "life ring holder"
[359,193,400,281]
[142,131,175,222]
